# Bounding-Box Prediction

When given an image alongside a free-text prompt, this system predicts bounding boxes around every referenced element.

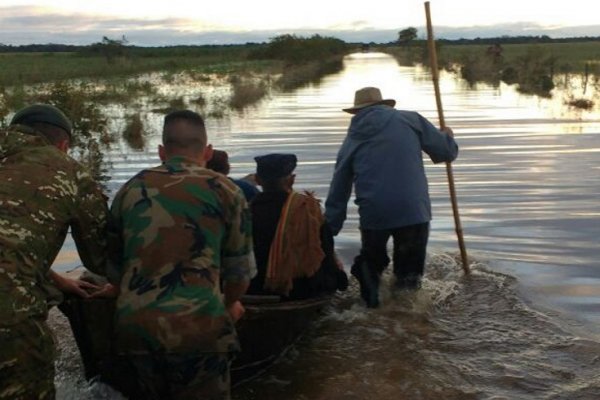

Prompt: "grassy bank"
[385,41,600,73]
[440,42,600,72]
[0,36,351,188]
[383,41,600,99]
[0,46,269,87]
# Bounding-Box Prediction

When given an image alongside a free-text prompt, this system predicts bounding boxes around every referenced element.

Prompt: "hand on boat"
[89,283,120,298]
[228,300,245,322]
[52,273,101,298]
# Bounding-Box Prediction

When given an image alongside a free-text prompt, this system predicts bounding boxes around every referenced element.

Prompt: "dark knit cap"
[10,104,73,137]
[254,153,297,180]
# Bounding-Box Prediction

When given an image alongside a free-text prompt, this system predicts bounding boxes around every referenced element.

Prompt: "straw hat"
[342,87,396,114]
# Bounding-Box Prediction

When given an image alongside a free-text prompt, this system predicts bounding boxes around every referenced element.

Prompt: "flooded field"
[53,53,600,399]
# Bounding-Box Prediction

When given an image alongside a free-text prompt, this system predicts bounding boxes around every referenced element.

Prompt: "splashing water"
[52,253,600,399]
[233,253,600,400]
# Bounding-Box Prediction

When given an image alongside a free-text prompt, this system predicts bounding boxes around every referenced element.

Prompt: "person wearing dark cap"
[0,104,110,399]
[249,153,348,299]
[325,87,458,308]
[206,149,260,202]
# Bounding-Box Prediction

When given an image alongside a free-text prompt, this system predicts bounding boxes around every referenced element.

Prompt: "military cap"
[254,153,297,180]
[10,104,73,137]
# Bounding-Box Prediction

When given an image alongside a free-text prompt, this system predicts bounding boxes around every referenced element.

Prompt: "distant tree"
[398,27,418,45]
[90,35,129,63]
[251,34,347,64]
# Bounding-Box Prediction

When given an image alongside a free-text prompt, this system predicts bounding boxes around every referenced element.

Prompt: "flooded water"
[53,53,600,399]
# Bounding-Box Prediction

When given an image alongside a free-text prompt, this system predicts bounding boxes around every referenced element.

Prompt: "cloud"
[0,6,219,37]
[434,23,600,40]
[1,5,599,46]
[328,20,373,31]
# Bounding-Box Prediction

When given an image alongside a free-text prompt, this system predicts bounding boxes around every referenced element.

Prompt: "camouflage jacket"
[109,156,256,355]
[0,125,108,326]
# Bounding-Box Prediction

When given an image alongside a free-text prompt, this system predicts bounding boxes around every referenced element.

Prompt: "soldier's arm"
[87,190,124,298]
[71,171,109,277]
[221,189,257,319]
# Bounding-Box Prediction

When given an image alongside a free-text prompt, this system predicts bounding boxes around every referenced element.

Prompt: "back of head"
[206,149,230,175]
[10,104,72,146]
[162,110,207,156]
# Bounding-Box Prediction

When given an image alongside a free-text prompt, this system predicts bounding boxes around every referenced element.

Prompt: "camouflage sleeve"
[106,187,125,285]
[70,168,109,277]
[221,189,256,284]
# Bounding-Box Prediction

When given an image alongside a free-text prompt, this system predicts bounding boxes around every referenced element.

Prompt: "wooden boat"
[58,292,332,389]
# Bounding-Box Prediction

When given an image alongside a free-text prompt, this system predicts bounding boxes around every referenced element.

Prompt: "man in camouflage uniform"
[0,104,108,399]
[108,110,256,400]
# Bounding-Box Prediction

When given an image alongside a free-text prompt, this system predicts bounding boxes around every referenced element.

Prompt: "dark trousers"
[351,222,429,306]
[108,352,232,400]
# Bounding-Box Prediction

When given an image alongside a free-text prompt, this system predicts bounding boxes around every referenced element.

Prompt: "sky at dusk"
[2,0,600,45]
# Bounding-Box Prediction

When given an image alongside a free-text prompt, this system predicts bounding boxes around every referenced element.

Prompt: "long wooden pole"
[424,1,470,274]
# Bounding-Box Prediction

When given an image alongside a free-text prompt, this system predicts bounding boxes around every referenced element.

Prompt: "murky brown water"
[235,257,600,400]
[54,53,600,399]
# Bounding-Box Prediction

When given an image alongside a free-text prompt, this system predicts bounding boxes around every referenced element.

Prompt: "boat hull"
[58,293,331,389]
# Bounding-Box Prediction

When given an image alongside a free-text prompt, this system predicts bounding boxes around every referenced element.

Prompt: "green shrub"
[229,76,269,110]
[122,113,146,150]
[250,34,348,64]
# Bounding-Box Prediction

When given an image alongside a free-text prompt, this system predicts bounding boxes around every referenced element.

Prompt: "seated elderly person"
[248,153,347,299]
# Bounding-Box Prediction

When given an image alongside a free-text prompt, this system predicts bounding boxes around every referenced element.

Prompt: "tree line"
[394,27,600,46]
[3,33,600,54]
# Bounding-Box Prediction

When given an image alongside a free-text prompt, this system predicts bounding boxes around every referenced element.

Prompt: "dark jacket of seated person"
[248,154,348,300]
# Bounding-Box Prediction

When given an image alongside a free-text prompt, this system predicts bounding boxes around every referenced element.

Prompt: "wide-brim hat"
[342,87,396,114]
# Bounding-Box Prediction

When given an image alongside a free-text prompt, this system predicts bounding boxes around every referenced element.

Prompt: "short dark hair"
[162,110,207,153]
[30,122,70,146]
[206,149,230,175]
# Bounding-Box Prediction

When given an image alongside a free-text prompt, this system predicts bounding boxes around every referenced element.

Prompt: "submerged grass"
[0,46,265,87]
[566,98,594,110]
[122,113,146,150]
[151,96,187,114]
[441,42,600,73]
[228,75,270,111]
[277,56,345,91]
[1,37,355,188]
[384,41,600,104]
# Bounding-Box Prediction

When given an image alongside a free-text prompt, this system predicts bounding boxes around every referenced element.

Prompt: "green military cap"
[10,104,73,137]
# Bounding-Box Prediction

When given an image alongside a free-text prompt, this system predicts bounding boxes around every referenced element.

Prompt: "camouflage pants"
[0,319,56,400]
[111,352,231,400]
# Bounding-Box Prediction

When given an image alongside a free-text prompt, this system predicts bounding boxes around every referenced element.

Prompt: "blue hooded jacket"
[325,105,458,234]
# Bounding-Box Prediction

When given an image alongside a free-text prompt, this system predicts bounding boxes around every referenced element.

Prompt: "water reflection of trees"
[384,44,599,111]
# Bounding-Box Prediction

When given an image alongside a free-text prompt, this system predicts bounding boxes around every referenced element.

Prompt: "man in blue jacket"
[325,87,458,308]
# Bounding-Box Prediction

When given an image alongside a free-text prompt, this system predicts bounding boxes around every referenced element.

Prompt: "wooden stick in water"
[424,1,470,274]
